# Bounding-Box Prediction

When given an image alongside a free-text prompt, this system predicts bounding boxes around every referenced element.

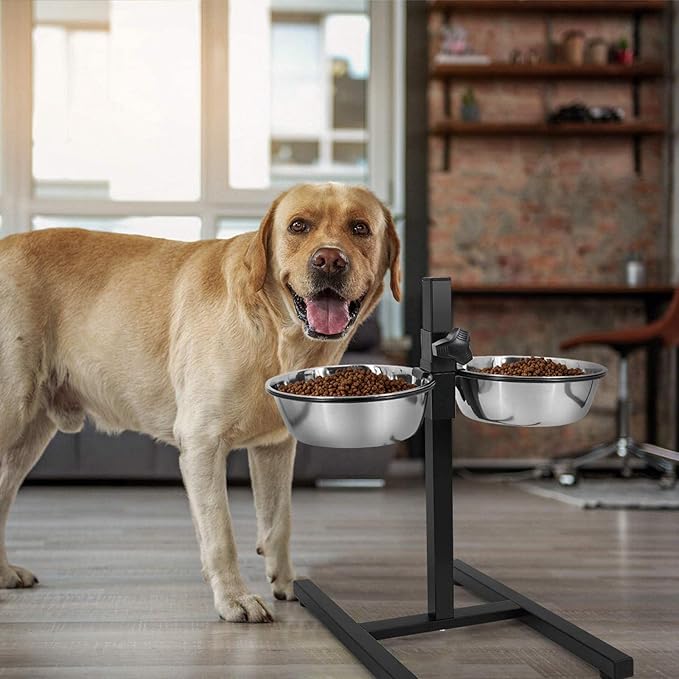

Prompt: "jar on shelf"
[562,30,586,66]
[625,253,646,287]
[588,37,608,65]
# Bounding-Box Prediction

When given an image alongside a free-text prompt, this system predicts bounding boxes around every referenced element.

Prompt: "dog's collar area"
[287,284,363,340]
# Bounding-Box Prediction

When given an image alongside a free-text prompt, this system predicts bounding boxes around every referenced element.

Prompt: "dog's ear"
[246,198,279,293]
[382,205,401,302]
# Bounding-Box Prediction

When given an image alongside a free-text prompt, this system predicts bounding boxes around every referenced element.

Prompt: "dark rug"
[517,478,679,509]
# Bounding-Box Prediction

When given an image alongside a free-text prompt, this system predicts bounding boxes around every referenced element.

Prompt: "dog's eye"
[288,219,309,234]
[352,221,370,236]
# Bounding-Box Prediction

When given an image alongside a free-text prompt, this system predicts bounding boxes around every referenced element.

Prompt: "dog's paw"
[216,592,274,623]
[0,564,39,589]
[267,565,297,602]
[270,577,296,601]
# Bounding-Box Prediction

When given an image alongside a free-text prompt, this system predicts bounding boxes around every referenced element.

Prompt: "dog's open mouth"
[288,285,364,339]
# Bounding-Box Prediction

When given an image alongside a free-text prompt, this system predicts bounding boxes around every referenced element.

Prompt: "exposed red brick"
[428,12,671,458]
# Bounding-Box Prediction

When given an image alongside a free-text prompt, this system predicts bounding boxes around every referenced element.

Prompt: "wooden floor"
[1,479,677,678]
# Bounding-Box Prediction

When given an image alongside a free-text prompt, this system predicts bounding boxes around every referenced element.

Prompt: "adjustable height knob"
[432,328,473,365]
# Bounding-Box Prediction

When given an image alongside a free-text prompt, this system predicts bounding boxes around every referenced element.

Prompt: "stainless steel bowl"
[266,365,435,448]
[455,356,607,427]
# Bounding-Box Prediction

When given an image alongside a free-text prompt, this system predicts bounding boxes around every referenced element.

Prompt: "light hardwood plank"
[1,482,677,678]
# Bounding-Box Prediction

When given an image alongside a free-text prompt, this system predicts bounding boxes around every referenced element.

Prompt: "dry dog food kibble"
[479,357,584,377]
[277,367,416,397]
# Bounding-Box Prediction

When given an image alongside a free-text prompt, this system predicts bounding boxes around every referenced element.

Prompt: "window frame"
[0,0,404,241]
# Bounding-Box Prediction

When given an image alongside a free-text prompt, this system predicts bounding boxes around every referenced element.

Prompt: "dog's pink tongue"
[305,295,350,335]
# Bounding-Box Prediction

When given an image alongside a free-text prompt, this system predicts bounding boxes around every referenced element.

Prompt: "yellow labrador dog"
[0,183,400,622]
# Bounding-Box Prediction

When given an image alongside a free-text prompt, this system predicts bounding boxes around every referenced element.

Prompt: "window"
[32,0,201,201]
[216,217,261,241]
[1,0,403,335]
[227,3,370,189]
[33,216,202,241]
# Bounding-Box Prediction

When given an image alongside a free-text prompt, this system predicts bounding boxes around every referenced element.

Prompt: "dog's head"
[245,183,400,340]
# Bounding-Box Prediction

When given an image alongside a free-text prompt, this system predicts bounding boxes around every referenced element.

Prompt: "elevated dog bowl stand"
[294,277,634,679]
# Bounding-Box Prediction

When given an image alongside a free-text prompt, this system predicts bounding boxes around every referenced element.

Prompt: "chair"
[550,288,679,487]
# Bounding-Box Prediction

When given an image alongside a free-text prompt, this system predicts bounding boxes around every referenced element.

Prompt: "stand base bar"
[453,560,634,679]
[296,561,633,679]
[294,579,416,679]
[363,600,525,640]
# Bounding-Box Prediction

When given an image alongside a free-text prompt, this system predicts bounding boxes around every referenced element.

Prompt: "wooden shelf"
[430,121,666,137]
[451,283,675,296]
[427,0,668,174]
[429,1,667,13]
[431,62,664,80]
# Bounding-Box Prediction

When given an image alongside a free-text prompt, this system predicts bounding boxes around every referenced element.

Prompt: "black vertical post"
[632,10,642,173]
[420,277,456,620]
[404,0,430,461]
[405,0,430,372]
[644,298,660,445]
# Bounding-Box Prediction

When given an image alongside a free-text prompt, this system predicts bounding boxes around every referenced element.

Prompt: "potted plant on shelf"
[611,37,634,65]
[461,87,480,122]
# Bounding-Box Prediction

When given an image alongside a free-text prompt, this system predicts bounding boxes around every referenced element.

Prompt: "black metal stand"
[294,277,634,679]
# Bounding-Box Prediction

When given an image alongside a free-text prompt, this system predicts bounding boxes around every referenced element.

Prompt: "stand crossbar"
[294,278,635,679]
[362,599,525,640]
[295,561,633,679]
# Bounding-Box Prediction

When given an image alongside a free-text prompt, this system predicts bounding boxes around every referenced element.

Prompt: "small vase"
[461,103,480,122]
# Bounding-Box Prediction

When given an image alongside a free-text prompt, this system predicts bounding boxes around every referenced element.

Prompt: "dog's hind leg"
[248,436,297,602]
[0,410,57,588]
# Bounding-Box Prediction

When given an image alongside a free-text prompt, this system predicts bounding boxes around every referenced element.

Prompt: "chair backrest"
[659,288,679,346]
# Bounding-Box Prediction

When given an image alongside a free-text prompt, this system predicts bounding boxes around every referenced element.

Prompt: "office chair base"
[550,437,677,488]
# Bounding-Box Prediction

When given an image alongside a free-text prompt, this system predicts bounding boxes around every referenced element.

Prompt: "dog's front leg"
[248,437,297,601]
[178,437,273,623]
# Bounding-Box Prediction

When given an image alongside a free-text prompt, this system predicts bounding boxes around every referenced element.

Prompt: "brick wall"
[427,9,672,459]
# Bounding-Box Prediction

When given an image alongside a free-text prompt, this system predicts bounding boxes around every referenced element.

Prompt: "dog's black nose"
[311,248,348,275]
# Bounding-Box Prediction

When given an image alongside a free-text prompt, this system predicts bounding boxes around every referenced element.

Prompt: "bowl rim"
[456,355,607,383]
[265,364,435,403]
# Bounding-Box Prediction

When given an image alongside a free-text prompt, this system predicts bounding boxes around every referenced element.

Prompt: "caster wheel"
[534,464,551,479]
[558,471,578,487]
[659,473,677,490]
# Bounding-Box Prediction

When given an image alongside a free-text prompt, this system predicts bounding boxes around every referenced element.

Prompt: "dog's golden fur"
[0,183,399,622]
